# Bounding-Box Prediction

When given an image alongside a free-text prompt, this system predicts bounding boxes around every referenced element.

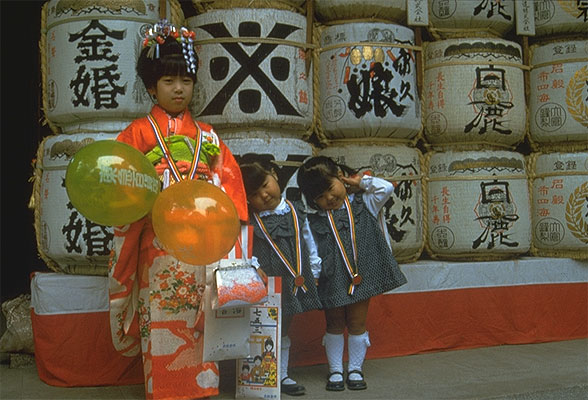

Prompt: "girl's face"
[247,173,281,213]
[314,174,347,211]
[149,75,194,116]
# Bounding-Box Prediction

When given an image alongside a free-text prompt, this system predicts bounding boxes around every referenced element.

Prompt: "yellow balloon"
[151,180,241,265]
[65,140,160,226]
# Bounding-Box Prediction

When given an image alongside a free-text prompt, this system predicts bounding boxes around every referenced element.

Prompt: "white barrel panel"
[534,0,588,37]
[319,22,421,140]
[43,0,168,134]
[33,133,118,276]
[187,9,312,133]
[423,38,526,149]
[426,150,531,260]
[529,151,588,260]
[428,0,515,38]
[529,38,588,150]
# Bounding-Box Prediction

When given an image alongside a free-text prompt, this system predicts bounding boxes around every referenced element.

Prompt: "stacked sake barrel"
[528,37,588,151]
[186,0,313,183]
[422,1,535,260]
[427,0,516,39]
[311,0,425,262]
[526,1,587,259]
[32,0,183,275]
[527,152,588,260]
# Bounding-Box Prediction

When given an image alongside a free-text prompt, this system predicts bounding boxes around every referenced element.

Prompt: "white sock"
[322,333,344,382]
[280,336,295,383]
[347,331,370,381]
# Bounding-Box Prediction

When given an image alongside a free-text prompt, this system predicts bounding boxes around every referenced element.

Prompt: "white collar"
[258,197,289,217]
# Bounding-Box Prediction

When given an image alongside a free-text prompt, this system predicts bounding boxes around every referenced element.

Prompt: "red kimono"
[108,105,247,399]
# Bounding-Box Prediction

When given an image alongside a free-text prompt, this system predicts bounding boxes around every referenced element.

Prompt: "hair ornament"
[142,19,197,74]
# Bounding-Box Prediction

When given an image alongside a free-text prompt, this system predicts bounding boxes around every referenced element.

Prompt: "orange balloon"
[151,180,241,265]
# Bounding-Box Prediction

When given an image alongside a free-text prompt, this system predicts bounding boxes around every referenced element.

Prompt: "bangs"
[303,171,333,201]
[241,163,268,196]
[159,54,195,79]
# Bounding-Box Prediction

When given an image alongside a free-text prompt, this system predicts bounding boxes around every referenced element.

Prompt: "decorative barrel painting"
[423,38,526,149]
[425,150,531,260]
[319,141,425,263]
[314,0,406,23]
[42,0,175,134]
[318,22,421,140]
[529,38,588,150]
[32,133,117,276]
[186,8,312,133]
[428,0,515,38]
[534,0,588,37]
[528,151,588,260]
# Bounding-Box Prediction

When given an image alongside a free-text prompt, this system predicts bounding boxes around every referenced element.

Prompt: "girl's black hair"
[238,153,283,195]
[264,337,274,350]
[136,36,198,89]
[296,156,356,208]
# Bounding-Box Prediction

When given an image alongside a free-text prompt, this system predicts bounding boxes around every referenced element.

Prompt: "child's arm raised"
[352,175,395,217]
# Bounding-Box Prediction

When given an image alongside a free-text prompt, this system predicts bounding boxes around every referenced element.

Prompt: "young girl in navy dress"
[297,156,407,392]
[239,154,323,396]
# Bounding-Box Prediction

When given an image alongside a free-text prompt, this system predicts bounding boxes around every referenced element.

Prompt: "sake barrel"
[42,0,181,134]
[32,133,117,276]
[423,38,526,149]
[428,0,515,38]
[186,8,312,133]
[534,0,588,37]
[529,38,588,150]
[222,129,314,193]
[314,0,406,23]
[425,150,531,260]
[319,141,425,263]
[528,151,588,260]
[319,22,421,140]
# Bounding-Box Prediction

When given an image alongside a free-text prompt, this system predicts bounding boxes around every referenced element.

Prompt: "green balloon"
[65,140,160,226]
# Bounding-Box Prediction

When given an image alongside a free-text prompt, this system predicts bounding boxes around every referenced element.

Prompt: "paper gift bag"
[236,276,282,399]
[202,286,251,362]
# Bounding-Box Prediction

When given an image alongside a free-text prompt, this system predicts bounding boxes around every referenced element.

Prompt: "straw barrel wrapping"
[529,38,588,151]
[319,141,425,263]
[186,8,312,133]
[314,0,406,23]
[318,22,421,141]
[32,133,117,276]
[191,0,305,14]
[528,151,588,260]
[41,0,181,134]
[427,0,515,39]
[423,38,527,150]
[534,0,588,37]
[425,150,531,261]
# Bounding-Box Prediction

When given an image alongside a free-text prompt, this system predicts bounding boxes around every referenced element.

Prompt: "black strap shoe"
[346,370,367,390]
[281,377,305,396]
[325,371,345,391]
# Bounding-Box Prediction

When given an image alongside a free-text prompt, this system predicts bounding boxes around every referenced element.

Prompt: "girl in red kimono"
[108,20,247,400]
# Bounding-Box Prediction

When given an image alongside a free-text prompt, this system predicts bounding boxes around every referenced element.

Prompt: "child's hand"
[340,174,362,193]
